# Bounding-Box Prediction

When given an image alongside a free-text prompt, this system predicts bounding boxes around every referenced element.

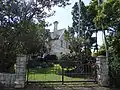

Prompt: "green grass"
[28,64,86,81]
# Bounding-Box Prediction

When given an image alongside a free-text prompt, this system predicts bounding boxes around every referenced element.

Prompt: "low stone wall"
[0,55,27,88]
[0,73,16,87]
[0,55,110,88]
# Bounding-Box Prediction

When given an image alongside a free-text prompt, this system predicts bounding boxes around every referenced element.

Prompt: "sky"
[45,0,103,46]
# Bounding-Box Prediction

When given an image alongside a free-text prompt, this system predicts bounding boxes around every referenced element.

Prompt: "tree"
[92,0,120,62]
[90,0,120,87]
[0,0,70,73]
[19,21,51,55]
[95,0,120,56]
[64,1,97,60]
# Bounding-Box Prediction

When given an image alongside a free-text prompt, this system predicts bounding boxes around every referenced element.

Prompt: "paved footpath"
[3,87,120,90]
[3,84,120,90]
[14,87,119,90]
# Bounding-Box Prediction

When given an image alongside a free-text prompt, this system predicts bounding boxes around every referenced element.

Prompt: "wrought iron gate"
[26,59,97,84]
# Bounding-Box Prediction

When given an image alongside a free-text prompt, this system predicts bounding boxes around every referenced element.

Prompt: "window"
[61,40,63,47]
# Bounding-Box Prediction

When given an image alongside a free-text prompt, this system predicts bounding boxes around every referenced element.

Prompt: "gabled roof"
[50,28,66,40]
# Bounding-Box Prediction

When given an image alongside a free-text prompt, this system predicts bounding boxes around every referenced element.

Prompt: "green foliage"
[0,0,70,73]
[64,1,97,60]
[59,51,95,69]
[94,0,120,29]
[96,44,106,56]
[85,0,120,87]
[87,0,98,28]
[110,56,120,73]
[109,56,120,88]
[59,54,76,69]
[20,22,51,55]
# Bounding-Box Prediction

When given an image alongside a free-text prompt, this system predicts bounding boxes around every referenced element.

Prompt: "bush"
[59,54,76,69]
[44,54,58,62]
[40,62,49,68]
[27,57,44,68]
[27,54,58,68]
[109,56,120,88]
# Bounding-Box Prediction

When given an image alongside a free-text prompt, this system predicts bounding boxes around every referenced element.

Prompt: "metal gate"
[26,59,97,84]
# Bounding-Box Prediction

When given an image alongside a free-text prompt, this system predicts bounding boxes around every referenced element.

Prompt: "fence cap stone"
[97,55,106,58]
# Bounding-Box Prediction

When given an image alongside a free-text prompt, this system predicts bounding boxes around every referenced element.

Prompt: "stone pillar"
[14,55,27,88]
[96,56,109,86]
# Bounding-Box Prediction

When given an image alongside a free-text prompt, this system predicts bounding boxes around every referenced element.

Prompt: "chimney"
[53,21,58,32]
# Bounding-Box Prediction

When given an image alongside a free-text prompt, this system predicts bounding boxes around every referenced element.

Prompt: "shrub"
[27,54,58,68]
[109,56,120,88]
[59,54,76,69]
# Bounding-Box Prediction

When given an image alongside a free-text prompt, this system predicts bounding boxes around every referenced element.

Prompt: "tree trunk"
[102,25,108,61]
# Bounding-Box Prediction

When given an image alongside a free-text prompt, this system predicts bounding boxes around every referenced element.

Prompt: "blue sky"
[46,0,90,30]
[45,0,103,46]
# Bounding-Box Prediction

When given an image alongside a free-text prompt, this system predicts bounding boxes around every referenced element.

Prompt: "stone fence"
[0,55,109,88]
[0,73,16,87]
[0,55,27,88]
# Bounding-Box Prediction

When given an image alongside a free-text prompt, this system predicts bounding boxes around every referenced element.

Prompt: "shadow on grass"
[28,64,92,80]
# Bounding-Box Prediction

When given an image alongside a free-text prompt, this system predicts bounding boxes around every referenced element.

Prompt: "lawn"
[27,64,86,81]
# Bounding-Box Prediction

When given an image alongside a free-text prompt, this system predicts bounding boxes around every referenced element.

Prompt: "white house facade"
[49,21,70,58]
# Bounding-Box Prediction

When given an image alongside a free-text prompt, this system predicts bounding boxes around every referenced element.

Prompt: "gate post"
[96,56,109,86]
[14,55,27,88]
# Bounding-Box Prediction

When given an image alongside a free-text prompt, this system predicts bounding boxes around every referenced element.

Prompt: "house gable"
[49,21,70,58]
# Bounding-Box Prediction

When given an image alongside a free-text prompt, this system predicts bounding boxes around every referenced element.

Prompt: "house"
[49,21,70,58]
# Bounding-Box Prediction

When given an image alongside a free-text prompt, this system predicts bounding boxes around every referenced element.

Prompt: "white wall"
[50,34,70,58]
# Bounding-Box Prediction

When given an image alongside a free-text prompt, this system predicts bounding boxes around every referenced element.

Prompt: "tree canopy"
[90,0,120,87]
[64,0,97,60]
[0,0,70,73]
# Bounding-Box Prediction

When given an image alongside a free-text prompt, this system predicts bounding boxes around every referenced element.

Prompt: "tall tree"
[93,0,120,61]
[64,1,97,59]
[90,0,120,87]
[0,0,70,73]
